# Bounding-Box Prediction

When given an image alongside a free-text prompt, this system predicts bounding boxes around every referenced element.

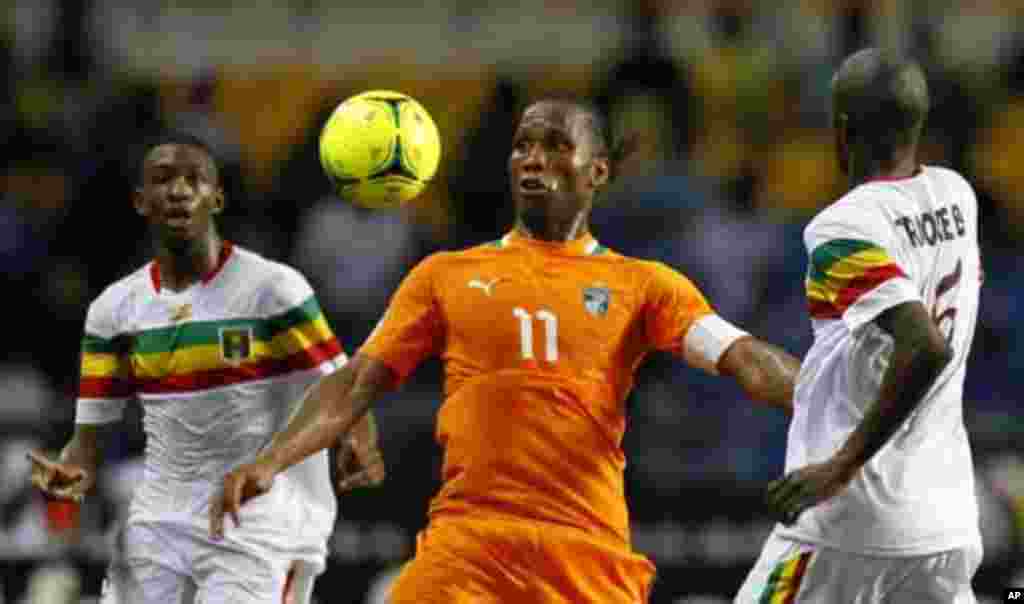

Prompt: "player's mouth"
[518,176,555,195]
[164,207,193,229]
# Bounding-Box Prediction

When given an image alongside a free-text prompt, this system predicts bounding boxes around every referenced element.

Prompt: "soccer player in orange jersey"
[211,97,801,603]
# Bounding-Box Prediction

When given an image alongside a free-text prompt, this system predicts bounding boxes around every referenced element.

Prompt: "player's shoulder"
[923,164,972,189]
[236,245,309,287]
[805,186,894,247]
[92,262,152,308]
[415,241,519,270]
[922,165,979,207]
[625,257,701,293]
[230,245,317,314]
[402,248,463,277]
[86,263,152,332]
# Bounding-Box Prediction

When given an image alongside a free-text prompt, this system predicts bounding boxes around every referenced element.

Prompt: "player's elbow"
[907,329,953,384]
[922,337,954,375]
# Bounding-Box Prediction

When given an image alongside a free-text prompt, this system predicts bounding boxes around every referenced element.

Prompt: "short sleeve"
[76,293,133,424]
[264,265,347,376]
[805,205,921,331]
[642,261,715,355]
[359,254,444,383]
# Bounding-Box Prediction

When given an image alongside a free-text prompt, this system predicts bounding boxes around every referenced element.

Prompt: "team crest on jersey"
[170,303,192,323]
[583,284,610,317]
[219,327,253,364]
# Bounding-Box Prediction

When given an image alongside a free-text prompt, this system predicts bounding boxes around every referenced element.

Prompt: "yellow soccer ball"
[319,90,441,209]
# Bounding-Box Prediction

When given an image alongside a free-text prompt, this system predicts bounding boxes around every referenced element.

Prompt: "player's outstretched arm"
[767,301,952,524]
[28,424,105,502]
[718,337,800,415]
[211,353,396,538]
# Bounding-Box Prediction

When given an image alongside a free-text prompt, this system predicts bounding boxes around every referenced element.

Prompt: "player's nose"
[520,144,546,172]
[168,175,193,199]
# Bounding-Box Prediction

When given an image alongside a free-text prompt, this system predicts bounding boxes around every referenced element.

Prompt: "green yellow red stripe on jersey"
[806,238,906,320]
[79,295,341,397]
[758,551,812,604]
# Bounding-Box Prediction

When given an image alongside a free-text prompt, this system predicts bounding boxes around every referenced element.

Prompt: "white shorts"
[734,530,983,604]
[100,519,325,604]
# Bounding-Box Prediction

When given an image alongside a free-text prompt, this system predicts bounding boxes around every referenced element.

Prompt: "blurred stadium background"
[2,1,1023,602]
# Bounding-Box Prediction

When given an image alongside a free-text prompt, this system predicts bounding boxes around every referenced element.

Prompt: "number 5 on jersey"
[932,259,962,348]
[514,307,558,362]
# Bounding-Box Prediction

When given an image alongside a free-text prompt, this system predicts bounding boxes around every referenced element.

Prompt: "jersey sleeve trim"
[79,332,135,399]
[806,238,908,320]
[266,295,345,373]
[682,314,750,375]
[839,278,923,332]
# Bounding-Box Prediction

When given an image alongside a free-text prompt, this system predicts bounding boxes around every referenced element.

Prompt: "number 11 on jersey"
[513,307,558,362]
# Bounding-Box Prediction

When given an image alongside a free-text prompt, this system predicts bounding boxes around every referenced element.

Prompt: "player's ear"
[211,186,225,215]
[834,113,850,174]
[590,156,609,189]
[133,187,149,217]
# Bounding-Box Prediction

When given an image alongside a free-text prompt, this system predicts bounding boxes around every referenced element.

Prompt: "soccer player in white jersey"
[736,48,984,603]
[28,133,385,604]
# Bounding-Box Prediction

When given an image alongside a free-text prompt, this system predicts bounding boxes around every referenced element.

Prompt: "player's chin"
[157,224,199,249]
[514,188,552,203]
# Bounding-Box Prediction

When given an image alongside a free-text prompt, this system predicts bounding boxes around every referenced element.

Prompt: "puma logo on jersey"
[468,278,501,296]
[170,303,192,322]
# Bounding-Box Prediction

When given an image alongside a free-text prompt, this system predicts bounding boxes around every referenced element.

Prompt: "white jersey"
[778,165,982,556]
[76,243,345,563]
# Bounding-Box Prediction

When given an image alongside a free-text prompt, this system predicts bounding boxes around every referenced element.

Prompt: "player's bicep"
[681,314,751,376]
[266,268,347,373]
[76,301,134,424]
[359,255,444,382]
[641,264,753,375]
[805,213,920,331]
[642,262,714,352]
[873,300,950,360]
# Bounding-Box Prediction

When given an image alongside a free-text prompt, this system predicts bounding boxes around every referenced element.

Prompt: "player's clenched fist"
[27,450,92,502]
[209,460,277,540]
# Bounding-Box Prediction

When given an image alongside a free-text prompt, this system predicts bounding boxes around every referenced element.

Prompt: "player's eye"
[547,135,572,153]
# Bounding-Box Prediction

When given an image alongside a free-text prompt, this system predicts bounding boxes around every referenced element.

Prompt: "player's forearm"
[348,408,380,451]
[261,355,392,474]
[719,337,800,415]
[832,305,952,474]
[59,424,104,471]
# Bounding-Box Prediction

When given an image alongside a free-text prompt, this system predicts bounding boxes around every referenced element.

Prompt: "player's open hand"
[27,450,92,502]
[335,434,385,493]
[766,461,854,526]
[210,460,276,540]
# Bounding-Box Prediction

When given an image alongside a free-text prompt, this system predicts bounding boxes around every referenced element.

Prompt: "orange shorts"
[388,514,655,604]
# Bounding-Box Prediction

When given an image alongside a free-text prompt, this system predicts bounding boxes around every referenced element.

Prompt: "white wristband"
[75,398,126,424]
[683,314,750,375]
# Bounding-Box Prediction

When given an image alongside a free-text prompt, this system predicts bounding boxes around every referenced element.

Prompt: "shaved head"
[524,96,610,158]
[831,48,929,158]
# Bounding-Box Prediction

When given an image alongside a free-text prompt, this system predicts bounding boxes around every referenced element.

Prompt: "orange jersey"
[360,230,713,546]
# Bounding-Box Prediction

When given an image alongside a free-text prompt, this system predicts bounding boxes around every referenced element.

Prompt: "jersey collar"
[499,229,604,257]
[150,240,234,293]
[866,165,923,183]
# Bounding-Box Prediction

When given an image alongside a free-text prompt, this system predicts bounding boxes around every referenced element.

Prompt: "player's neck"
[515,211,589,243]
[848,150,920,188]
[155,232,223,292]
